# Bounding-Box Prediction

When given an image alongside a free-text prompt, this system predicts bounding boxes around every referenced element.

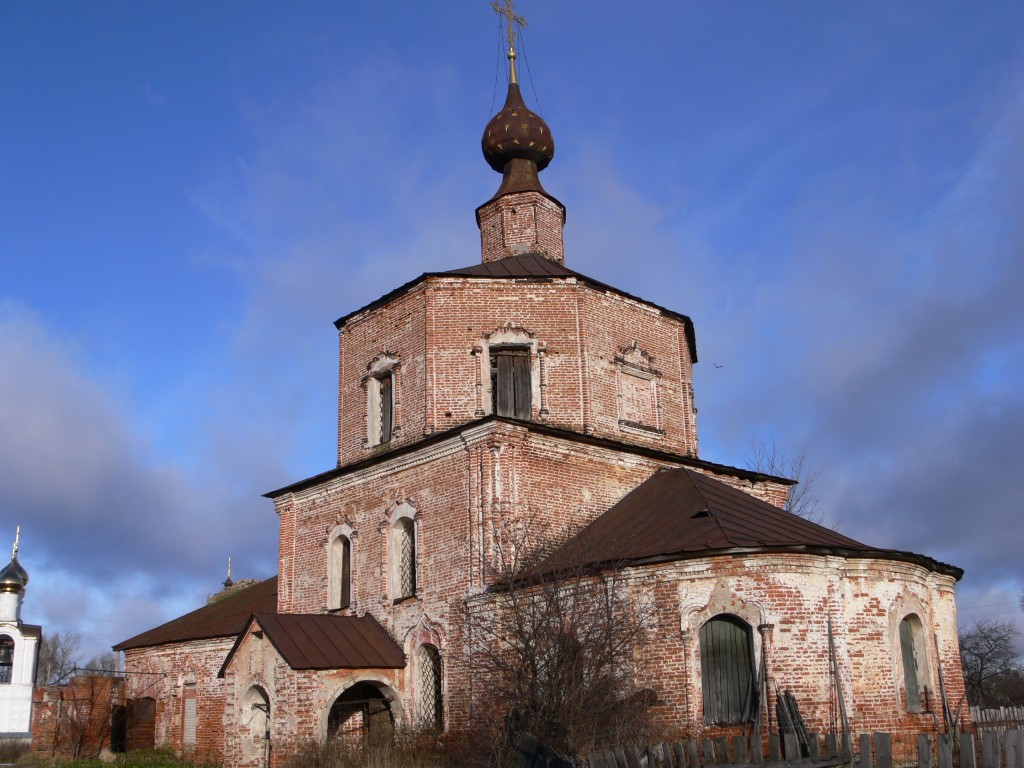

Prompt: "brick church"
[109,11,965,767]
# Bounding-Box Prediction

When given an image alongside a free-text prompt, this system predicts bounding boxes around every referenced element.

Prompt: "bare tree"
[744,436,826,525]
[83,652,120,675]
[465,515,658,763]
[36,629,82,686]
[959,619,1024,708]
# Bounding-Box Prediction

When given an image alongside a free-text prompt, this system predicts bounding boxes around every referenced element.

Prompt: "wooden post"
[961,733,977,768]
[982,730,999,768]
[1007,731,1023,768]
[875,732,893,768]
[752,732,764,763]
[733,735,748,763]
[919,733,933,768]
[673,742,688,768]
[769,734,781,762]
[715,736,730,764]
[808,733,820,758]
[623,745,642,768]
[701,739,715,766]
[784,733,800,760]
[858,734,873,768]
[938,733,952,768]
[827,734,838,757]
[687,739,700,768]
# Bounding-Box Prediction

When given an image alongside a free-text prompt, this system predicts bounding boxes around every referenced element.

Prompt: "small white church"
[0,528,39,740]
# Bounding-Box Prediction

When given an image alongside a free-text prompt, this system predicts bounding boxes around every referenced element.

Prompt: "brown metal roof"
[540,468,963,578]
[220,613,405,676]
[113,577,277,651]
[333,253,698,363]
[444,252,575,279]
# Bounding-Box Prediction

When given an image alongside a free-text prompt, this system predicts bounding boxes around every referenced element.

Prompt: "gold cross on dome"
[491,0,527,84]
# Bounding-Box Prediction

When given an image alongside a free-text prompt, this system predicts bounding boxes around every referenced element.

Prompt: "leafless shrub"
[465,514,660,764]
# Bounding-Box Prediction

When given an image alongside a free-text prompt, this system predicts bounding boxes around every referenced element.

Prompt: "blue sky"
[2,1,1022,661]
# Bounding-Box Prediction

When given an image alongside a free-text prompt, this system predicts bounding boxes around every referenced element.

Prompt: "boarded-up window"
[182,685,197,748]
[329,535,352,611]
[700,615,755,724]
[900,614,924,712]
[491,347,531,420]
[416,645,443,730]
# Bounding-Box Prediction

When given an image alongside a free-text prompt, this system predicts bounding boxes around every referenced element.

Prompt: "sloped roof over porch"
[218,613,405,677]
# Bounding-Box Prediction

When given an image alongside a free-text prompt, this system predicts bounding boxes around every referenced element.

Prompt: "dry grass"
[283,730,459,768]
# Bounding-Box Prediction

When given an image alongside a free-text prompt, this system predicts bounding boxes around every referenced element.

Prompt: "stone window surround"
[615,341,663,435]
[364,353,401,447]
[473,324,547,419]
[327,523,356,612]
[388,502,418,603]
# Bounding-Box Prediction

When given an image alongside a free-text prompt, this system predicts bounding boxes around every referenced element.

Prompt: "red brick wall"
[31,676,122,760]
[121,638,234,764]
[336,276,698,467]
[477,191,565,264]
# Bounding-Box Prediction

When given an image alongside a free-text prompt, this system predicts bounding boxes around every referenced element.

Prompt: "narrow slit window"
[378,373,394,444]
[330,535,352,611]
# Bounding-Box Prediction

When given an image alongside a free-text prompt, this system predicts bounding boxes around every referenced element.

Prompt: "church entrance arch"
[239,685,271,766]
[327,681,396,741]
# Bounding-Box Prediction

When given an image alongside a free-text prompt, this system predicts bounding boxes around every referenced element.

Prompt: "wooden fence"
[973,708,1024,733]
[574,730,1024,768]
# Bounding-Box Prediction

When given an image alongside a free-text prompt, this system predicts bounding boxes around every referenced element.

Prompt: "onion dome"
[482,82,554,175]
[0,556,26,594]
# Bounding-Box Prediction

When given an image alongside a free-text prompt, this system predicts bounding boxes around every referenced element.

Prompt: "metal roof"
[264,414,793,499]
[540,468,963,578]
[219,613,405,676]
[113,577,277,651]
[332,253,698,363]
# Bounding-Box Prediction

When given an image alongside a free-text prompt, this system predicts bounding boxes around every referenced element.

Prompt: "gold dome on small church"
[0,528,28,594]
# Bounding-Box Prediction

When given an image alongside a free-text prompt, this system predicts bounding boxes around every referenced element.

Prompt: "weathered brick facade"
[108,60,966,768]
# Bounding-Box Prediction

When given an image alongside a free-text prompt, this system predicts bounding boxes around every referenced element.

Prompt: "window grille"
[416,645,443,729]
[397,518,416,598]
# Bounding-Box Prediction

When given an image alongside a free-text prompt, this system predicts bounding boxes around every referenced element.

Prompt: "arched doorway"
[240,686,271,766]
[327,681,395,741]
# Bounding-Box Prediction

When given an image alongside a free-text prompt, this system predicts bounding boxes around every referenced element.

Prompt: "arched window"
[416,645,443,730]
[700,614,755,724]
[899,614,926,712]
[0,635,13,685]
[329,533,352,611]
[389,507,417,606]
[397,518,417,602]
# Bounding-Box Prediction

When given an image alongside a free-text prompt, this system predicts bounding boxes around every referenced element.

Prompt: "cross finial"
[224,556,233,588]
[12,526,19,560]
[491,0,527,85]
